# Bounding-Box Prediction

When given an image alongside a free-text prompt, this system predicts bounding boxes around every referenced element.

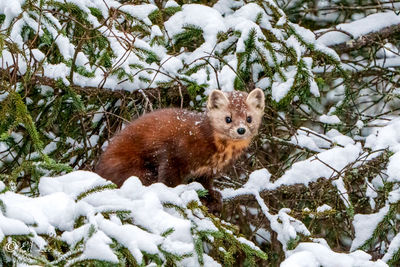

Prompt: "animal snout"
[237,128,246,135]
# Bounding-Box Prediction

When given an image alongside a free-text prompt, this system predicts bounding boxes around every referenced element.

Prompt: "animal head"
[207,88,265,140]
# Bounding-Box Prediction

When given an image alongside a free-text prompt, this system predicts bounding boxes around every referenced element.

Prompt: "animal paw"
[201,190,222,214]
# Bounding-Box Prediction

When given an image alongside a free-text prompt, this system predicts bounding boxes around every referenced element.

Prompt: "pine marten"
[96,88,265,211]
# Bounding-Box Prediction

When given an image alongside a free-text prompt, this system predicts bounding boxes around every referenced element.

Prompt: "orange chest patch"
[211,138,250,170]
[191,137,250,177]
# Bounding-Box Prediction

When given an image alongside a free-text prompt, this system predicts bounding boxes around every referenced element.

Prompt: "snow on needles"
[365,118,400,182]
[165,4,226,45]
[220,116,400,266]
[222,142,363,199]
[351,206,390,252]
[282,242,387,267]
[0,0,337,101]
[0,170,259,265]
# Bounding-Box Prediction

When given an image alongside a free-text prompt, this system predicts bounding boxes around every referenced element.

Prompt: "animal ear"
[207,90,229,110]
[246,88,265,110]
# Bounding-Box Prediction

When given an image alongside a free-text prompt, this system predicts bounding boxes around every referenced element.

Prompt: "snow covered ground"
[1,0,400,266]
[0,168,393,266]
[0,171,267,265]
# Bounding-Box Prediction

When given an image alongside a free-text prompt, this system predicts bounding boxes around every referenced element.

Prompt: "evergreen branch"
[75,183,117,201]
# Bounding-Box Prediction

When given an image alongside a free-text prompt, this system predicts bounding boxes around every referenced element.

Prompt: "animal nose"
[237,128,246,135]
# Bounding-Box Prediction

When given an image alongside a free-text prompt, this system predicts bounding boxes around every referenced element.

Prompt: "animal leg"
[157,159,181,187]
[196,176,222,213]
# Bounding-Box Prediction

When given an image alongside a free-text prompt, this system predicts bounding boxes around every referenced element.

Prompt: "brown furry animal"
[96,88,265,211]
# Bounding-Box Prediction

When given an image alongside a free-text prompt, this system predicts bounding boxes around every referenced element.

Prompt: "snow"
[338,55,400,71]
[43,63,70,86]
[181,253,222,267]
[79,231,119,263]
[98,218,163,263]
[317,11,400,47]
[376,43,399,59]
[250,191,310,251]
[282,242,388,267]
[151,25,163,38]
[389,187,400,204]
[39,170,114,199]
[290,132,324,152]
[274,143,362,188]
[0,213,31,240]
[2,1,400,266]
[365,179,378,210]
[61,224,92,246]
[0,0,337,96]
[356,120,364,129]
[382,232,400,262]
[222,143,362,199]
[332,176,351,208]
[0,171,262,265]
[272,78,294,102]
[319,114,341,124]
[290,127,333,152]
[30,49,45,62]
[218,58,238,91]
[326,129,355,146]
[291,23,315,44]
[43,139,58,154]
[303,57,320,97]
[165,1,179,8]
[220,124,389,257]
[386,151,400,182]
[316,204,332,213]
[165,4,226,44]
[287,36,304,61]
[364,118,400,182]
[365,118,400,152]
[75,52,89,67]
[243,168,271,190]
[351,205,390,251]
[225,3,269,54]
[119,4,158,26]
[0,0,24,30]
[161,56,183,76]
[281,250,319,267]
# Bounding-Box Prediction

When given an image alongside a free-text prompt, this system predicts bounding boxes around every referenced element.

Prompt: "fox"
[95,88,265,211]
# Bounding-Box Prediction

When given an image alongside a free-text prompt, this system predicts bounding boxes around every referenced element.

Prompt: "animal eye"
[225,116,232,123]
[247,116,252,123]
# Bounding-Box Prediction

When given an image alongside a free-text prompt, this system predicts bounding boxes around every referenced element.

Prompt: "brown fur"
[95,89,265,211]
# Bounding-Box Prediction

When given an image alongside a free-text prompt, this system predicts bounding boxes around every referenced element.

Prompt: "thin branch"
[326,23,400,53]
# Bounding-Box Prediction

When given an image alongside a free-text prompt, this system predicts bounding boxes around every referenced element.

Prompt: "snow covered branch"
[318,11,400,53]
[2,0,400,266]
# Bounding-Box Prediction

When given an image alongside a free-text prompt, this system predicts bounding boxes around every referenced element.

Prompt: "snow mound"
[282,242,387,267]
[0,171,264,265]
